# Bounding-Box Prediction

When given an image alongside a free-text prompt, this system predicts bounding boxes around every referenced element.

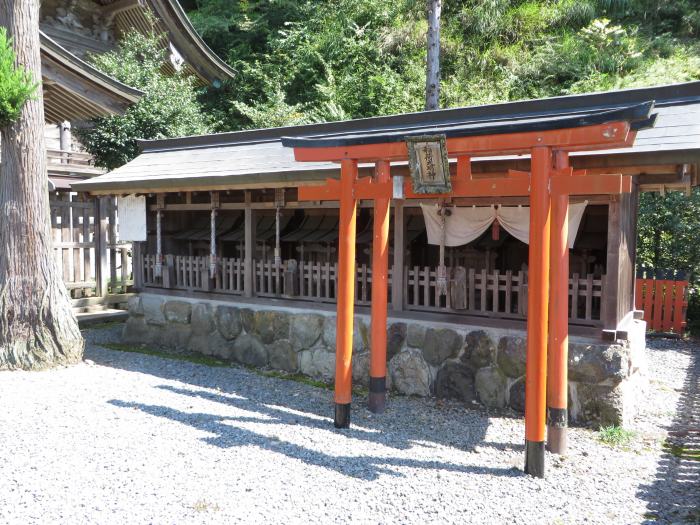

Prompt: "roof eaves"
[147,0,235,83]
[40,32,144,104]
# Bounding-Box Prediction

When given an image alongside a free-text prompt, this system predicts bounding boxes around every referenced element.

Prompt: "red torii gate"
[282,102,655,477]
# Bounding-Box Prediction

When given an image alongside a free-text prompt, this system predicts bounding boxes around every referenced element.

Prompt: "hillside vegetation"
[77,1,700,323]
[184,0,700,325]
[184,0,700,130]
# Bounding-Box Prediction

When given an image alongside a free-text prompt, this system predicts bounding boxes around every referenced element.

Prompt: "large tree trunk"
[0,0,83,370]
[425,0,442,111]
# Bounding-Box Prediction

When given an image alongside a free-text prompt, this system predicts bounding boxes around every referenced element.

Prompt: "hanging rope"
[436,202,450,296]
[154,209,163,278]
[209,208,217,279]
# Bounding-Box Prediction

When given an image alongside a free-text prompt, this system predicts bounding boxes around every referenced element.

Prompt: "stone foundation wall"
[124,293,647,426]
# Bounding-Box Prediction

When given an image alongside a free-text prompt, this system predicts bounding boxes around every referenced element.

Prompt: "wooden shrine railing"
[635,269,688,334]
[50,193,133,302]
[404,267,604,325]
[140,253,603,325]
[46,149,105,176]
[142,255,245,294]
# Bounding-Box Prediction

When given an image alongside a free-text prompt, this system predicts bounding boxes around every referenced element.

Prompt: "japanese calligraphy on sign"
[406,135,451,194]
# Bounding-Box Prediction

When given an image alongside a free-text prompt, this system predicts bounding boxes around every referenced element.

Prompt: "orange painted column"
[334,159,358,428]
[368,160,391,413]
[524,146,552,478]
[547,151,570,455]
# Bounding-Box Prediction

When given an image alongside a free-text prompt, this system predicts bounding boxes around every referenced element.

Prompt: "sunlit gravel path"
[0,325,696,524]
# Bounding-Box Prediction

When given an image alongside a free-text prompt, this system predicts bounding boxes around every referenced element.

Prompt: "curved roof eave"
[40,31,144,109]
[147,0,235,84]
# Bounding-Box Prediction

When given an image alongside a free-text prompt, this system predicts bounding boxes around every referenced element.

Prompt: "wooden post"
[369,160,391,413]
[603,197,621,333]
[132,241,143,290]
[94,196,110,298]
[244,191,255,298]
[547,151,570,455]
[334,159,358,428]
[391,200,405,311]
[525,146,552,478]
[59,121,71,164]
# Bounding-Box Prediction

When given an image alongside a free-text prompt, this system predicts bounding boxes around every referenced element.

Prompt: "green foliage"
[185,0,700,129]
[597,425,636,447]
[76,30,211,170]
[0,27,37,127]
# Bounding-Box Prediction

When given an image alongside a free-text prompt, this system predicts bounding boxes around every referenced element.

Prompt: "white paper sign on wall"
[117,195,147,242]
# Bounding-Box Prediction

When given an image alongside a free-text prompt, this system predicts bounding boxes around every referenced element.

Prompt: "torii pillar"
[368,160,391,413]
[524,146,551,477]
[334,159,359,427]
[547,151,571,454]
[283,100,654,476]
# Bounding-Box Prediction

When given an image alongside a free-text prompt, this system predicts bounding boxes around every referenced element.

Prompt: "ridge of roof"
[40,31,144,103]
[148,0,235,83]
[137,81,700,153]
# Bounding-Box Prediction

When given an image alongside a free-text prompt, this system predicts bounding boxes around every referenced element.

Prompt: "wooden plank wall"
[49,192,133,304]
[603,184,639,330]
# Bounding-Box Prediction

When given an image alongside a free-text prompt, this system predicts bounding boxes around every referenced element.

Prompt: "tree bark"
[0,0,83,370]
[425,0,442,111]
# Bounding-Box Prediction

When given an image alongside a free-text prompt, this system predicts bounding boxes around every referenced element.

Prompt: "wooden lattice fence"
[49,192,133,307]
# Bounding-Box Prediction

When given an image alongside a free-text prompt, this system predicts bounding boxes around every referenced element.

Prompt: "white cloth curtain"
[496,202,587,249]
[420,204,495,247]
[421,202,587,249]
[495,206,529,245]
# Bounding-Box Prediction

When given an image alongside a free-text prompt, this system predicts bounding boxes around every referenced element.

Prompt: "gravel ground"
[0,324,697,525]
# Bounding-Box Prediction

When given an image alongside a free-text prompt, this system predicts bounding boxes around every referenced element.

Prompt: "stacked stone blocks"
[124,294,646,426]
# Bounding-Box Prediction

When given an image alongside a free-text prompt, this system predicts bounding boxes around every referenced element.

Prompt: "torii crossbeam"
[282,102,656,478]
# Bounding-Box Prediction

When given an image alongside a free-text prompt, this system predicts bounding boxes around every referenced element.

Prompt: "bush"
[76,30,211,170]
[597,425,635,447]
[0,27,37,127]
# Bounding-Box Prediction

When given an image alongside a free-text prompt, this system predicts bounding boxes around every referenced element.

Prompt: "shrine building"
[73,82,700,455]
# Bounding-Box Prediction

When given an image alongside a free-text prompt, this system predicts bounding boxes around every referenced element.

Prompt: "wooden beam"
[94,197,111,297]
[41,59,132,116]
[392,201,405,312]
[243,192,255,298]
[292,122,633,162]
[602,184,638,333]
[102,0,141,20]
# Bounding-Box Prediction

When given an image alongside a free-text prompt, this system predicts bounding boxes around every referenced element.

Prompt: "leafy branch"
[0,27,38,128]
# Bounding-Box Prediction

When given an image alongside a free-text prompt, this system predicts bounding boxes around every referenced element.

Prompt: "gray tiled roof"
[72,81,700,194]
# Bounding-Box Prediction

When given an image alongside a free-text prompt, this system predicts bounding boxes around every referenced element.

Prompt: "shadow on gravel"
[638,341,700,524]
[107,395,518,481]
[87,343,525,480]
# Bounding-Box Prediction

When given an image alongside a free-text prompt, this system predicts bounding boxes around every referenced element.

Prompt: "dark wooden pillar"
[94,196,110,297]
[391,201,405,311]
[603,183,639,337]
[244,191,256,297]
[132,241,143,290]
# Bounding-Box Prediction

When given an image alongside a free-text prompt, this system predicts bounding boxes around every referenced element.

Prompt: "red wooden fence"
[635,276,688,333]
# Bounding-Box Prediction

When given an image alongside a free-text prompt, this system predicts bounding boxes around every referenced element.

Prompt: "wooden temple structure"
[74,82,700,477]
[23,0,235,312]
